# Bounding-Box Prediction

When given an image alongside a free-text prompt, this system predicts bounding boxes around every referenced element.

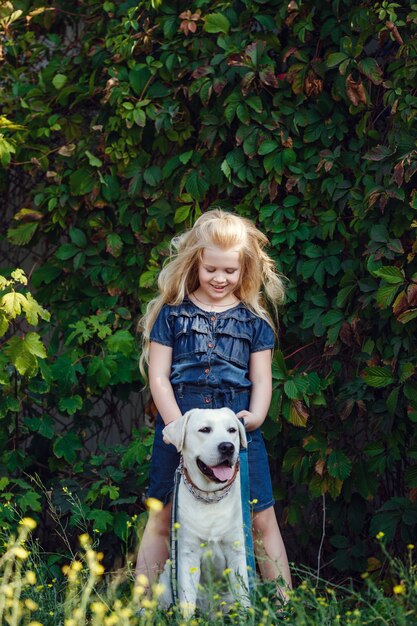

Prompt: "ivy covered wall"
[1,0,417,575]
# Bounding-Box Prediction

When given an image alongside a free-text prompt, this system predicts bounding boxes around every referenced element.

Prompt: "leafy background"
[1,0,417,579]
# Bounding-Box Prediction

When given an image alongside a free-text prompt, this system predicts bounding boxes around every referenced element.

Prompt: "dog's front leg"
[223,540,250,606]
[177,547,201,618]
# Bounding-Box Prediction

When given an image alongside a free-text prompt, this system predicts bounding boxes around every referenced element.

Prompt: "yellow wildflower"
[26,571,37,585]
[91,602,107,615]
[137,573,148,586]
[393,583,406,595]
[20,518,37,530]
[152,582,165,597]
[376,531,385,540]
[145,497,163,512]
[13,546,29,559]
[79,533,91,547]
[24,599,38,611]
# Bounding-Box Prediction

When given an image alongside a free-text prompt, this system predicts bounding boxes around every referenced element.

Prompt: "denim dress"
[147,298,275,512]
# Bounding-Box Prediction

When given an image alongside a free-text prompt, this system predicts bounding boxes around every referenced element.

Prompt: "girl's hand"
[236,410,256,431]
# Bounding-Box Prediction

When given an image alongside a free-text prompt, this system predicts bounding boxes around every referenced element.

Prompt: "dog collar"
[178,457,240,504]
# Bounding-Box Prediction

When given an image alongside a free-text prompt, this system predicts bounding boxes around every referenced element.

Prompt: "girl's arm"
[237,349,272,432]
[149,341,182,426]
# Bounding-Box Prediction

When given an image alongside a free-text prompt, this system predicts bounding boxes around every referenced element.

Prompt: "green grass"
[1,520,417,625]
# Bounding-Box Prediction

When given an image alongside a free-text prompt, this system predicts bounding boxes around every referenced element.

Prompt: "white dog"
[159,408,250,616]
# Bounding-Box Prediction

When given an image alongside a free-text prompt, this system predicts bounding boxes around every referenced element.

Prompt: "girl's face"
[197,246,241,304]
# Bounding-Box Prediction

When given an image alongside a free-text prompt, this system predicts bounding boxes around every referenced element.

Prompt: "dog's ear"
[162,411,193,452]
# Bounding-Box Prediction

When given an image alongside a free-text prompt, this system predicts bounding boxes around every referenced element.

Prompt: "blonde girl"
[136,209,292,597]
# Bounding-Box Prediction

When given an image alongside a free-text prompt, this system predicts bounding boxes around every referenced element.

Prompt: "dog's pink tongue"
[211,464,233,482]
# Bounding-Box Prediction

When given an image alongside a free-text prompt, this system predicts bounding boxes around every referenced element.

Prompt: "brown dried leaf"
[304,71,323,98]
[339,322,354,346]
[386,21,404,45]
[315,459,326,476]
[227,53,246,67]
[102,77,119,103]
[191,66,212,79]
[406,283,417,307]
[409,487,417,502]
[286,176,298,193]
[241,71,256,97]
[259,68,279,88]
[289,400,309,427]
[346,74,367,106]
[393,161,404,187]
[280,130,293,148]
[268,178,278,202]
[340,399,354,421]
[282,46,298,63]
[13,208,44,222]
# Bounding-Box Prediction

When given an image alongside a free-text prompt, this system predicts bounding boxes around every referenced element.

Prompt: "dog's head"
[163,408,247,490]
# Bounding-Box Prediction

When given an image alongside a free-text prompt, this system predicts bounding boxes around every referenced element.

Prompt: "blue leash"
[239,445,256,591]
[169,466,181,605]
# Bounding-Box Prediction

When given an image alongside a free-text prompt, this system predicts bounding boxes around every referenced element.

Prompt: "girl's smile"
[195,246,241,306]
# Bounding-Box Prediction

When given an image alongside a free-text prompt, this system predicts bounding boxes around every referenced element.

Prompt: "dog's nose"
[218,441,235,456]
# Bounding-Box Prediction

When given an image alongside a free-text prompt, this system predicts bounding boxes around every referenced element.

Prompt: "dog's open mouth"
[197,458,234,483]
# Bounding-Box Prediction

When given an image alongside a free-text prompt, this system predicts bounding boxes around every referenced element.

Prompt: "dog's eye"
[228,427,237,433]
[198,427,212,433]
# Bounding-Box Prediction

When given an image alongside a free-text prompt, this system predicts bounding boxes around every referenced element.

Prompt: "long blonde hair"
[138,209,285,378]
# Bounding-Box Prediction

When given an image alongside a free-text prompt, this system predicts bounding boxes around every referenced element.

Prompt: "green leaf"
[405,465,417,488]
[106,233,123,257]
[372,266,404,284]
[174,205,191,224]
[362,366,395,388]
[85,150,102,168]
[7,223,38,245]
[23,332,47,358]
[5,336,38,376]
[105,330,135,356]
[221,159,231,181]
[55,243,78,260]
[399,362,415,383]
[386,387,399,417]
[204,13,230,34]
[327,450,352,480]
[69,169,95,195]
[284,380,299,399]
[258,140,279,156]
[1,292,26,318]
[53,431,82,463]
[144,166,162,186]
[69,226,87,248]
[179,150,193,165]
[52,74,68,90]
[322,310,344,326]
[87,356,113,388]
[326,52,349,68]
[0,312,8,337]
[358,58,383,85]
[58,395,83,415]
[185,170,209,201]
[87,509,113,532]
[17,490,42,513]
[376,284,401,308]
[114,511,131,541]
